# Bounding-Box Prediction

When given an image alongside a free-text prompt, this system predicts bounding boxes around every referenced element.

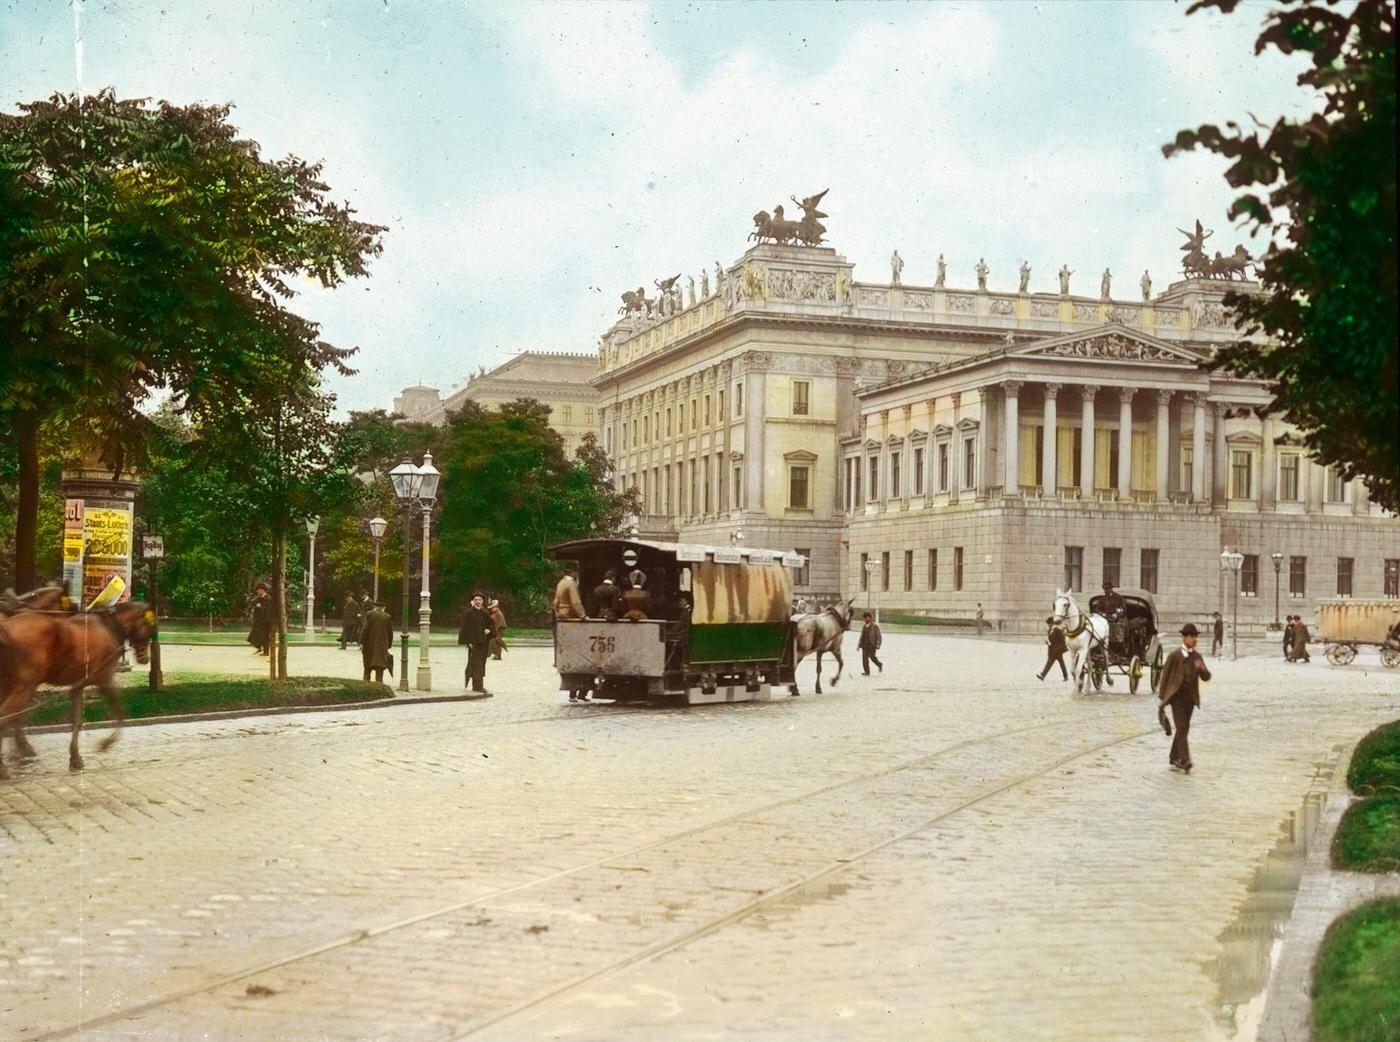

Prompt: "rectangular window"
[700,456,709,513]
[1385,559,1399,598]
[954,547,964,591]
[1181,446,1193,495]
[928,549,938,591]
[792,380,810,416]
[881,551,890,593]
[1279,454,1300,501]
[666,408,672,437]
[962,438,976,490]
[691,399,698,431]
[1289,555,1307,597]
[1241,554,1259,596]
[1140,548,1159,594]
[643,415,649,444]
[1064,546,1084,591]
[1033,425,1045,487]
[717,391,724,425]
[789,465,810,510]
[903,550,913,592]
[890,450,902,499]
[563,405,573,423]
[733,465,742,509]
[914,447,925,496]
[735,382,743,417]
[1327,467,1347,503]
[1231,450,1253,499]
[606,427,613,454]
[1102,547,1122,588]
[868,457,879,501]
[1072,426,1083,487]
[704,394,711,426]
[938,444,949,492]
[794,548,810,588]
[632,419,638,449]
[585,407,593,423]
[1109,438,1120,492]
[860,552,869,592]
[1337,557,1354,597]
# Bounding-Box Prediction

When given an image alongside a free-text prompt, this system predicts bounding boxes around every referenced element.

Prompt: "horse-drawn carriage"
[1317,600,1400,668]
[1082,588,1164,694]
[549,538,805,705]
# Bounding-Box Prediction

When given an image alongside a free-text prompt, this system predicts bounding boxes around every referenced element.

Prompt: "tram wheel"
[1128,655,1143,694]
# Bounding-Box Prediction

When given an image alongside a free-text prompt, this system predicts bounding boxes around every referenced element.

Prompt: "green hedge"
[29,676,389,725]
[1313,898,1400,1042]
[1346,721,1400,794]
[1332,794,1400,874]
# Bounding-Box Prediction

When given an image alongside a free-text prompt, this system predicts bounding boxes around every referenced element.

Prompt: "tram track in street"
[24,710,1118,1041]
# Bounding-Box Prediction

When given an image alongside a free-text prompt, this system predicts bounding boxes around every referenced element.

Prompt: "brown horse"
[0,585,70,617]
[0,601,156,777]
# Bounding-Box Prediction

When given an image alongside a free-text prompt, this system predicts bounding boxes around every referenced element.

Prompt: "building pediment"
[1014,324,1204,365]
[955,417,980,432]
[864,438,882,451]
[784,449,819,463]
[931,423,954,439]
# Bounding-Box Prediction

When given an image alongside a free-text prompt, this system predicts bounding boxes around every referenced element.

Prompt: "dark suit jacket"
[592,581,622,619]
[1046,626,1068,657]
[1157,646,1211,708]
[457,606,494,647]
[858,623,882,651]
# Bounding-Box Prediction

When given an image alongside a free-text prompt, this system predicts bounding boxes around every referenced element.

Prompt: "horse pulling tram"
[1083,588,1164,694]
[550,538,805,705]
[1316,600,1400,668]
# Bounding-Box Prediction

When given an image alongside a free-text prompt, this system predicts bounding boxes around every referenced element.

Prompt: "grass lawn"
[1332,793,1400,873]
[1347,720,1400,794]
[28,675,390,725]
[154,627,551,645]
[1312,898,1400,1042]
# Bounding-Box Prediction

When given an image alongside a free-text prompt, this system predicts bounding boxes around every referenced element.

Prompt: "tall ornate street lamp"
[368,516,388,603]
[141,533,165,691]
[1271,550,1284,631]
[864,556,879,624]
[389,458,424,692]
[414,452,440,692]
[304,515,320,638]
[1220,546,1244,661]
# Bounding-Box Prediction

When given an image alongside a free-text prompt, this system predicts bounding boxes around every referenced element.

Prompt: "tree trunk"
[13,412,40,593]
[276,531,289,680]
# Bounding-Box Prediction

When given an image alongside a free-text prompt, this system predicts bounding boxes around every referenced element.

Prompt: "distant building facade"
[394,352,599,455]
[594,236,1398,628]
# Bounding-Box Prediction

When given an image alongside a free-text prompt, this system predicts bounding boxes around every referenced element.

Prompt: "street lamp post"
[1271,550,1284,631]
[864,557,879,624]
[141,534,165,691]
[389,459,423,692]
[368,516,388,603]
[1220,547,1244,661]
[415,453,440,692]
[304,516,320,638]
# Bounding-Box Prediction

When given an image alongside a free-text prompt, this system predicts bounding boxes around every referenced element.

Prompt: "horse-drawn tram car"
[549,538,805,705]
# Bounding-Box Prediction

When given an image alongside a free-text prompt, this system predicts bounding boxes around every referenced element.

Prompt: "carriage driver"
[1100,581,1127,644]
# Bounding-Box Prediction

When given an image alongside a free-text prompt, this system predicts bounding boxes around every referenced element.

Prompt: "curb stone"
[26,690,494,736]
[1258,744,1400,1041]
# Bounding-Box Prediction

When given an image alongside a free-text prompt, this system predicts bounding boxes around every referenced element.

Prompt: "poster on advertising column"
[62,498,85,601]
[79,499,134,607]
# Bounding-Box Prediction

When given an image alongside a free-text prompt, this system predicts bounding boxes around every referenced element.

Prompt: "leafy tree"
[0,90,382,589]
[1164,0,1398,511]
[433,400,634,623]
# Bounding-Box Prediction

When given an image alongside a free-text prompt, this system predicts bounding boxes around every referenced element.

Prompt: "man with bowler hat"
[457,593,495,695]
[1156,622,1212,773]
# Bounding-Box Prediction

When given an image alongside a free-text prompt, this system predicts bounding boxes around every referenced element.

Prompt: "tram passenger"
[621,570,652,621]
[591,569,622,621]
[552,568,585,621]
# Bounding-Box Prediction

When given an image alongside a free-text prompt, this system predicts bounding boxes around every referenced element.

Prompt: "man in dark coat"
[339,594,363,650]
[1283,615,1296,661]
[1037,616,1069,681]
[247,583,272,655]
[592,569,623,621]
[359,600,394,684]
[457,593,495,694]
[858,612,883,675]
[1290,615,1311,663]
[1212,612,1224,656]
[1156,622,1212,773]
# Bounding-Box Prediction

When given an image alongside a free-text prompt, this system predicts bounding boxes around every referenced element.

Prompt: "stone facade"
[595,241,1398,622]
[394,352,599,455]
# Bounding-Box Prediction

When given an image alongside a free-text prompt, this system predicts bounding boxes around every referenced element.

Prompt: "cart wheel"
[1128,655,1143,694]
[1326,643,1357,666]
[1150,646,1164,693]
[1090,660,1103,691]
[1382,647,1400,669]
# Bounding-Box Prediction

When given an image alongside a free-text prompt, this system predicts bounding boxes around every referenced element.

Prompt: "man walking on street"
[975,603,986,636]
[488,598,507,660]
[1283,615,1296,661]
[1157,622,1212,773]
[1212,612,1224,656]
[1290,615,1311,663]
[359,599,394,685]
[457,593,495,695]
[858,612,883,675]
[1037,616,1069,681]
[339,594,362,650]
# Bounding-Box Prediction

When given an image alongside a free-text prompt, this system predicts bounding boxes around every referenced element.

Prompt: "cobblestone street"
[3,634,1398,1042]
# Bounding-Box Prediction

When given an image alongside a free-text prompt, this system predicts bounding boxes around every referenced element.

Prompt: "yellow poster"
[81,501,133,606]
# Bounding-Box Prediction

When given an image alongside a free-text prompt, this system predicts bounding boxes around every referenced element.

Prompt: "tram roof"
[549,537,806,569]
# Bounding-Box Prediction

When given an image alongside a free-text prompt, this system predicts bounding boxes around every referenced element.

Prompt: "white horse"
[792,599,855,695]
[1051,589,1110,693]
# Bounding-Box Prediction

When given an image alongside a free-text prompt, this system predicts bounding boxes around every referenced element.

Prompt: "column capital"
[1156,388,1174,404]
[1117,386,1135,404]
[1080,384,1100,401]
[902,404,913,419]
[1043,382,1062,398]
[948,392,960,409]
[1004,379,1024,396]
[1193,392,1211,407]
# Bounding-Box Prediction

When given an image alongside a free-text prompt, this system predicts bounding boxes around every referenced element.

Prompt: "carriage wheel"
[1128,655,1143,694]
[1382,647,1400,669]
[1149,646,1164,694]
[1090,659,1103,691]
[1326,643,1356,666]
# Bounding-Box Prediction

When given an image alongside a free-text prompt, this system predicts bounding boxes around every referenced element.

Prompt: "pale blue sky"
[1,1,1314,413]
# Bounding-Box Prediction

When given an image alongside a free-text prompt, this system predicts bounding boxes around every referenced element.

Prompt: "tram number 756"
[589,634,617,654]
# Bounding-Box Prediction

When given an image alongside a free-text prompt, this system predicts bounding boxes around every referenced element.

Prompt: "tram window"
[678,567,691,592]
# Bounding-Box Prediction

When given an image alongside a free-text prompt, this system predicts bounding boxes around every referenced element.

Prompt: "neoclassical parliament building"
[592,229,1398,632]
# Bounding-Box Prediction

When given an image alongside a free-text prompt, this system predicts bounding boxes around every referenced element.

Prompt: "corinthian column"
[1042,383,1060,495]
[1003,381,1022,493]
[1117,388,1134,500]
[1080,386,1098,499]
[1191,394,1208,502]
[1155,390,1171,502]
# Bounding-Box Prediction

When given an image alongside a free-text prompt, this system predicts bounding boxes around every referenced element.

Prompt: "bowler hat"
[1180,622,1199,637]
